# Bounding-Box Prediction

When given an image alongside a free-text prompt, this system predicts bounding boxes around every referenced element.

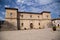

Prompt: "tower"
[42,11,51,19]
[41,11,51,28]
[5,8,18,30]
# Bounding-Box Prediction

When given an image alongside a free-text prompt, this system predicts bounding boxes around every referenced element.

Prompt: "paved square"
[0,28,60,40]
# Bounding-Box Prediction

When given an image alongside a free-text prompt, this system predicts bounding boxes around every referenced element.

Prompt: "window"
[21,23,23,26]
[46,15,48,18]
[10,13,12,16]
[30,15,32,18]
[20,15,23,18]
[38,16,39,18]
[39,23,40,25]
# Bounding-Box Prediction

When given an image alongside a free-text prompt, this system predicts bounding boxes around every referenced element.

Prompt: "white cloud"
[16,0,35,6]
[5,5,10,7]
[38,0,53,5]
[31,7,42,13]
[17,0,21,2]
[26,2,34,5]
[16,0,60,14]
[14,6,18,9]
[17,0,24,3]
[16,0,46,7]
[41,2,60,12]
[16,0,24,5]
[16,0,53,8]
[16,0,53,5]
[18,6,26,11]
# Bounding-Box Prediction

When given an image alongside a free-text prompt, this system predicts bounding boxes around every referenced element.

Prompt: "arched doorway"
[58,24,59,27]
[30,23,33,29]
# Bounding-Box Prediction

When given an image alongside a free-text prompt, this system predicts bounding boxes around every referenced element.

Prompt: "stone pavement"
[0,28,60,40]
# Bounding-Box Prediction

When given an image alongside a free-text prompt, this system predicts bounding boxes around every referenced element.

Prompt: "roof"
[52,18,60,21]
[5,7,18,10]
[41,11,51,13]
[18,12,42,14]
[18,11,50,14]
[5,7,50,14]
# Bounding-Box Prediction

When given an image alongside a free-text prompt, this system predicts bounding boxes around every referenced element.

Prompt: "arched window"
[39,23,40,25]
[30,23,33,29]
[21,23,23,27]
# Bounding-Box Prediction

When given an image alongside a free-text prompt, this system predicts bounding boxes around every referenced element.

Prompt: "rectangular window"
[30,15,32,18]
[10,13,12,16]
[20,15,23,18]
[46,15,48,18]
[21,23,23,27]
[38,16,39,18]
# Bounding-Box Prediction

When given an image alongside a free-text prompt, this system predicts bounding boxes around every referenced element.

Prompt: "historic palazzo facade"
[3,8,51,30]
[5,8,51,30]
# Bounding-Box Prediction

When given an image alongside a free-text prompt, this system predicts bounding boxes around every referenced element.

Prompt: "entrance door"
[30,23,33,29]
[58,24,59,27]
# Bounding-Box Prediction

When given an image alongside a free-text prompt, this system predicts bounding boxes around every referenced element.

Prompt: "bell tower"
[5,8,18,30]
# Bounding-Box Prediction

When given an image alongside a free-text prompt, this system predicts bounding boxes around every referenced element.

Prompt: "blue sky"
[0,0,60,20]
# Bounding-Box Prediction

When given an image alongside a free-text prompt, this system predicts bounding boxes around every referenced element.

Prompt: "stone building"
[52,18,60,27]
[1,8,52,30]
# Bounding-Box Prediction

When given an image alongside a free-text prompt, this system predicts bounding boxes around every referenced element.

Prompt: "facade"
[52,18,60,27]
[2,8,51,30]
